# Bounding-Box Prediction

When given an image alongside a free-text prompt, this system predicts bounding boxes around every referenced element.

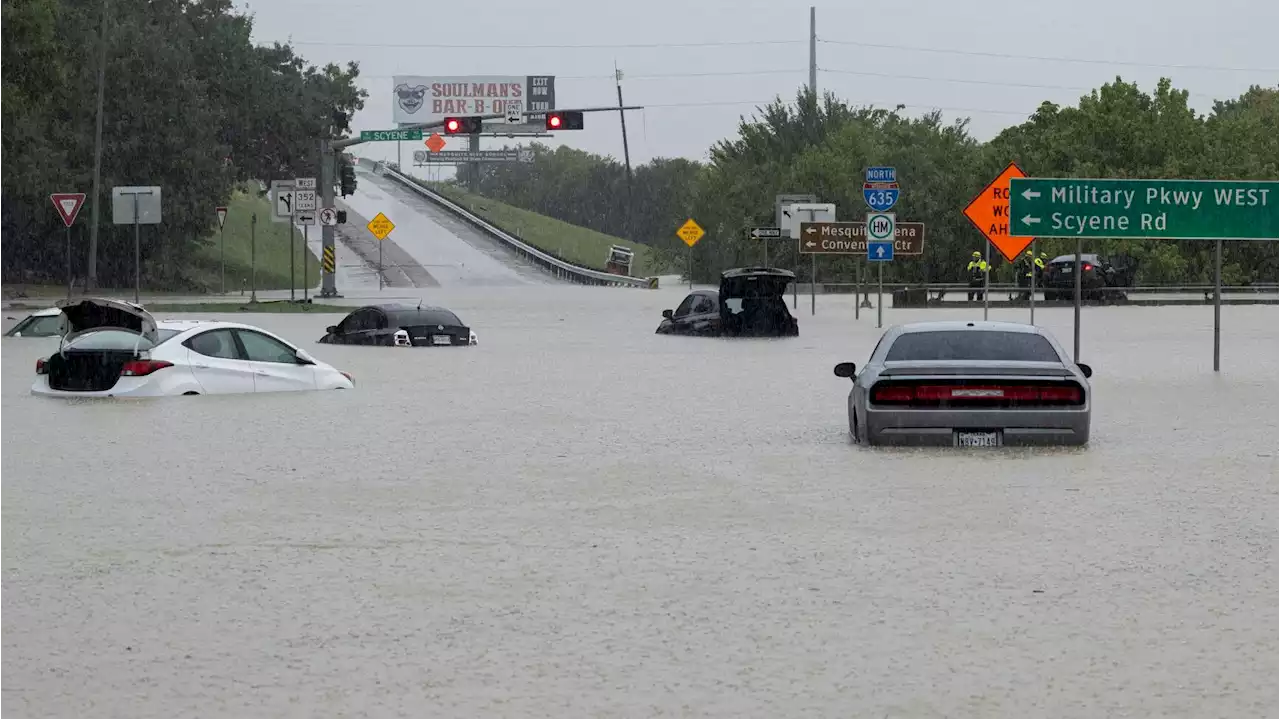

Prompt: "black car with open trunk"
[656,267,799,337]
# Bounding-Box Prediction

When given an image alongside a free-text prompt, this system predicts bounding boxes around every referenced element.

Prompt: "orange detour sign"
[963,162,1034,262]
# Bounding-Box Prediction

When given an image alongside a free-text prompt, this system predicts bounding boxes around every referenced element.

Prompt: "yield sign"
[50,192,87,228]
[963,162,1033,263]
[215,206,228,229]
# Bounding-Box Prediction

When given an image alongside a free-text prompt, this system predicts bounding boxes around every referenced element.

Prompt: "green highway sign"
[359,129,424,142]
[1009,177,1279,241]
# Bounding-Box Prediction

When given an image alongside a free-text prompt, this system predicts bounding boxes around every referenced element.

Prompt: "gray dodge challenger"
[834,320,1092,447]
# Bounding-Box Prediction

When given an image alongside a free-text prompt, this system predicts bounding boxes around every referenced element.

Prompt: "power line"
[639,98,1035,117]
[285,39,804,50]
[360,69,805,82]
[817,38,1279,73]
[819,67,1222,99]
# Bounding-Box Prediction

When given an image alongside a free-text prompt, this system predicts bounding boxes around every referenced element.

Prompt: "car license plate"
[1060,267,1072,274]
[432,335,453,345]
[956,430,1001,447]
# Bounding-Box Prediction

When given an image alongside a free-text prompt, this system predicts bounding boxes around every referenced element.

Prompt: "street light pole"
[86,0,109,290]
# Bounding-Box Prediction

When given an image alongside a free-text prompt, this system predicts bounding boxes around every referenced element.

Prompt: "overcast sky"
[244,0,1279,167]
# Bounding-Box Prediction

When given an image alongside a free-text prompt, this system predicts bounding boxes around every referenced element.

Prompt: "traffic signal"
[336,210,348,224]
[443,116,483,134]
[339,165,357,197]
[545,111,584,130]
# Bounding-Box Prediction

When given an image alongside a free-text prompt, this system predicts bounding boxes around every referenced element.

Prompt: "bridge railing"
[373,163,655,289]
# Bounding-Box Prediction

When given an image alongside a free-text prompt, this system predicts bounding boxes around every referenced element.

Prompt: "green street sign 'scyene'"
[359,129,424,142]
[1009,177,1279,241]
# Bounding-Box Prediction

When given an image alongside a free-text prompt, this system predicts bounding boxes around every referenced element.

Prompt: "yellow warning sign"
[676,218,705,247]
[322,245,336,274]
[367,212,395,241]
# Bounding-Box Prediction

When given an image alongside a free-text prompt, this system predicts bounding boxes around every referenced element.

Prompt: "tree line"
[470,78,1278,285]
[2,0,367,289]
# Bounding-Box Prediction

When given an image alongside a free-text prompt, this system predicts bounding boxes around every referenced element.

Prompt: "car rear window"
[885,331,1061,362]
[65,329,157,351]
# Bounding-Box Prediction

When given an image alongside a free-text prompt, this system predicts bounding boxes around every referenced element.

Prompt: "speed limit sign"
[319,207,338,226]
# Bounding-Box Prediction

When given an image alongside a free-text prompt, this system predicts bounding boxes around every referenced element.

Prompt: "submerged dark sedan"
[319,304,477,346]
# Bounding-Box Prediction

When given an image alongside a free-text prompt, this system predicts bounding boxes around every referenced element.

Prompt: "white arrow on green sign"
[1009,177,1279,240]
[359,129,424,142]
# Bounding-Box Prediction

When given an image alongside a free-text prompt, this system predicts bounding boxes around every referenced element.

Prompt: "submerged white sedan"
[32,298,354,397]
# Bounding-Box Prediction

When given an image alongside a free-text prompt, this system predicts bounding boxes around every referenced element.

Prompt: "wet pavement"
[2,288,1276,718]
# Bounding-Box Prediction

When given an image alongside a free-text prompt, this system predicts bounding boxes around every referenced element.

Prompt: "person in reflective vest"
[1017,250,1048,299]
[966,251,989,301]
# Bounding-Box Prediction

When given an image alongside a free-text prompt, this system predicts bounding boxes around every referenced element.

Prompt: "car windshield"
[6,314,64,336]
[885,331,1062,362]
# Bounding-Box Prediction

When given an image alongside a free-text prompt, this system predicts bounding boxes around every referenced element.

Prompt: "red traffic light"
[545,111,584,131]
[442,116,483,134]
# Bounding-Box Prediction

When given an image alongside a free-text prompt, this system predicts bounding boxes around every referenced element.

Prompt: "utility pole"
[615,64,634,238]
[319,139,338,298]
[808,7,817,98]
[87,0,109,290]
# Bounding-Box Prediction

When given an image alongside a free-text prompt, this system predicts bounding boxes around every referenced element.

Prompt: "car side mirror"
[833,362,856,379]
[662,309,674,319]
[295,348,316,365]
[1077,363,1092,378]
[326,325,339,334]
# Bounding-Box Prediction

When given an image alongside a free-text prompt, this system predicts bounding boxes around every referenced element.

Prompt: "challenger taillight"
[872,382,1083,406]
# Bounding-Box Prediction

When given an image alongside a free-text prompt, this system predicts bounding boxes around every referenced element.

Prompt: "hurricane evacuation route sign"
[1009,178,1280,240]
[964,162,1032,262]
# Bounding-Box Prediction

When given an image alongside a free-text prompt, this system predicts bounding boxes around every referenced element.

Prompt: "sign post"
[250,213,257,302]
[748,226,782,266]
[111,186,162,303]
[676,218,705,290]
[367,212,396,290]
[1010,176,1280,369]
[964,163,1035,324]
[866,212,896,329]
[215,205,228,294]
[296,178,316,303]
[51,193,87,300]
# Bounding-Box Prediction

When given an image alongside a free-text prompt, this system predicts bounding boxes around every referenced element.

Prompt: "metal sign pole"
[982,241,990,321]
[289,202,296,301]
[764,237,769,267]
[687,246,692,290]
[132,194,141,304]
[66,225,73,301]
[1029,239,1036,325]
[854,260,861,320]
[1214,238,1222,372]
[1073,238,1083,362]
[379,240,384,291]
[220,224,226,295]
[303,223,310,302]
[250,213,258,302]
[811,254,816,316]
[877,261,884,329]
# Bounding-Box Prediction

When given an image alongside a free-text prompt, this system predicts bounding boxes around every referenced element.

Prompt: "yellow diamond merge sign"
[367,211,395,241]
[676,218,705,247]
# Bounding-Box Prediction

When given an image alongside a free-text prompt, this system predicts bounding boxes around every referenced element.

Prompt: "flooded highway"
[3,288,1276,718]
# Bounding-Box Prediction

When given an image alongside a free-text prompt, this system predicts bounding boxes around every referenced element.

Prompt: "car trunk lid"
[399,323,471,346]
[46,299,161,391]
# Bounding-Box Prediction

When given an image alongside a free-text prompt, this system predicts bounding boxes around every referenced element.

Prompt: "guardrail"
[811,282,1278,296]
[372,163,654,289]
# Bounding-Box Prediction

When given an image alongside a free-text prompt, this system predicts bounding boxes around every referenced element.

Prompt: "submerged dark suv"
[656,267,800,337]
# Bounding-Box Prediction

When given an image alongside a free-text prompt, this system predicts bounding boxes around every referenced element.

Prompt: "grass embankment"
[190,189,319,291]
[419,181,661,277]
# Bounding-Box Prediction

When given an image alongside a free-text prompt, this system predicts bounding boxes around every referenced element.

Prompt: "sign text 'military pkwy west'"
[1009,178,1279,241]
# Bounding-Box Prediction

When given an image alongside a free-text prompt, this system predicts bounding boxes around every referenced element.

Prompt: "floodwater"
[3,287,1277,718]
